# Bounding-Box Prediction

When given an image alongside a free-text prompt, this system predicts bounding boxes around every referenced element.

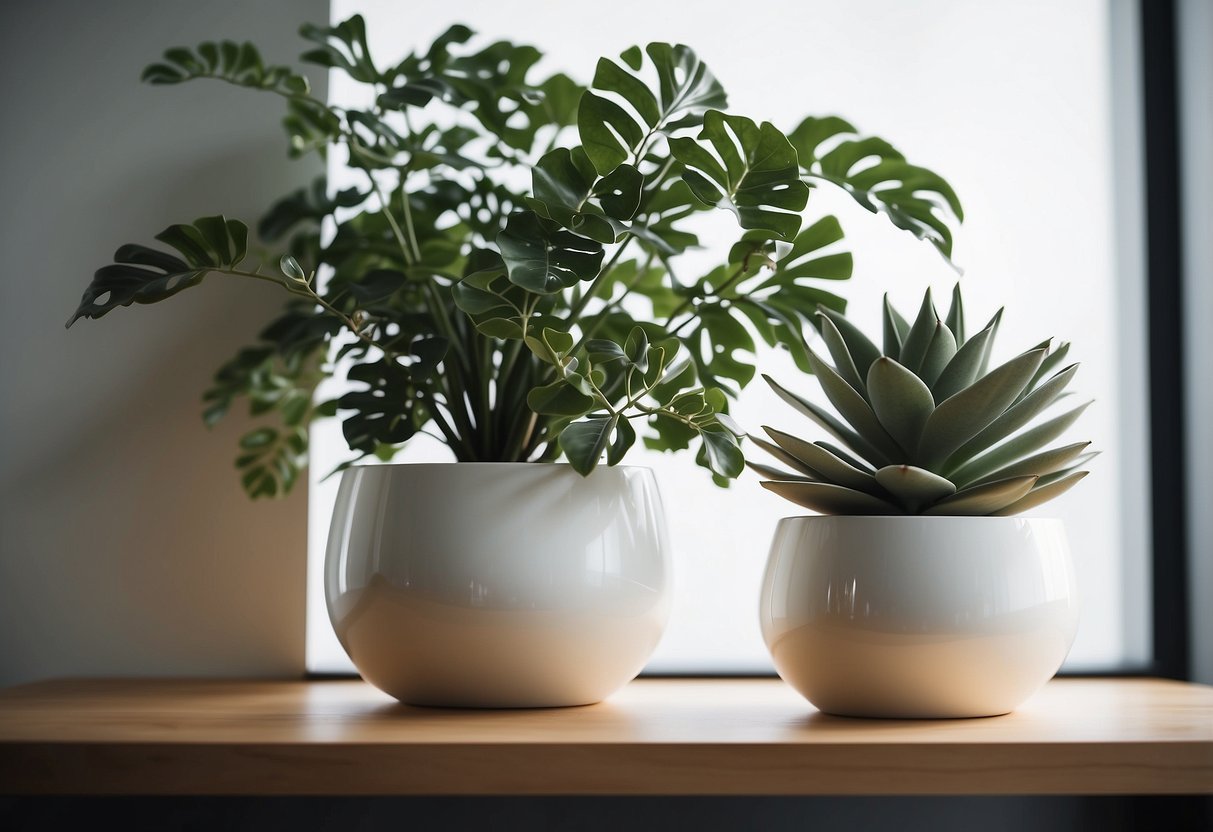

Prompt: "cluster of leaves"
[68,16,962,496]
[754,286,1094,515]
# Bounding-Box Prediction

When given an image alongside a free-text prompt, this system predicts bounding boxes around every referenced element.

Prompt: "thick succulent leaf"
[965,441,1092,489]
[560,416,617,475]
[922,476,1038,516]
[497,211,604,294]
[945,363,1080,467]
[975,308,1005,377]
[143,40,310,95]
[867,357,935,457]
[945,283,966,344]
[817,314,866,397]
[1018,342,1072,403]
[1035,453,1098,488]
[788,115,963,259]
[746,460,814,482]
[992,471,1090,516]
[748,434,820,478]
[763,374,891,467]
[671,111,809,239]
[917,321,958,388]
[882,293,911,357]
[917,348,1047,468]
[578,42,726,174]
[67,216,248,326]
[898,288,940,373]
[817,304,881,380]
[816,440,876,473]
[947,401,1093,486]
[763,427,881,494]
[760,480,902,516]
[805,350,906,461]
[931,314,999,402]
[874,465,956,513]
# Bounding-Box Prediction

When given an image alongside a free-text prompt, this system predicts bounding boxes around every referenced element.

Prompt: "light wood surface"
[0,677,1209,795]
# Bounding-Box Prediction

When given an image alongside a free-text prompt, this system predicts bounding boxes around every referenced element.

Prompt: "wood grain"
[0,677,1209,795]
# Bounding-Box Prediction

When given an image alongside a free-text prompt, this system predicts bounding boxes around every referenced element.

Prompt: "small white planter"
[760,516,1078,718]
[325,463,671,707]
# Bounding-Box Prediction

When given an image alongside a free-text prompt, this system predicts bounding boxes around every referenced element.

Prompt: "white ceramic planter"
[325,463,671,707]
[760,516,1078,718]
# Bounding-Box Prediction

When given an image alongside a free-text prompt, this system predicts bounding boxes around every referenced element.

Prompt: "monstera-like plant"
[67,16,962,496]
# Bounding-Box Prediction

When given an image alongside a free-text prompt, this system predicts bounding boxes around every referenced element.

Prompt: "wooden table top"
[0,677,1210,795]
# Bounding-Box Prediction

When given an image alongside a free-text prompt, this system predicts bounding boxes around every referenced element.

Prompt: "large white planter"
[760,516,1078,718]
[325,463,671,707]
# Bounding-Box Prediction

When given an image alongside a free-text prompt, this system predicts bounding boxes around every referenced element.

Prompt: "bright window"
[308,0,1151,674]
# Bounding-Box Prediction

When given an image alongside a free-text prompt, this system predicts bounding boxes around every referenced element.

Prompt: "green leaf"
[606,416,637,466]
[760,480,902,515]
[671,111,809,239]
[922,476,1038,516]
[805,349,905,461]
[874,465,956,513]
[143,40,310,96]
[762,428,880,494]
[763,374,891,468]
[789,115,963,259]
[300,14,380,83]
[882,293,910,356]
[578,42,726,174]
[67,216,249,327]
[992,471,1090,516]
[497,211,604,294]
[866,357,935,458]
[816,314,866,396]
[945,283,966,344]
[916,348,1048,468]
[817,303,881,381]
[748,434,820,478]
[527,380,594,416]
[699,427,744,479]
[338,359,423,453]
[944,363,1080,467]
[561,416,617,475]
[947,401,1093,486]
[931,315,999,402]
[233,425,308,499]
[898,288,939,373]
[917,321,958,388]
[966,441,1093,488]
[279,255,306,283]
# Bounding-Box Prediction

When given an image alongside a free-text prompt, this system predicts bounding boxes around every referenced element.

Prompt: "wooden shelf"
[0,677,1210,795]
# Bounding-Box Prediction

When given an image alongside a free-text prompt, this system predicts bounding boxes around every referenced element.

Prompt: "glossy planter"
[325,463,671,708]
[760,516,1078,718]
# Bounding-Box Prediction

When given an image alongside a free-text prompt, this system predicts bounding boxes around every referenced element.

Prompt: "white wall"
[1179,0,1213,686]
[0,0,326,686]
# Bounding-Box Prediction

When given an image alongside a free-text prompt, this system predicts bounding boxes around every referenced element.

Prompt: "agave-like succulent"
[753,286,1095,516]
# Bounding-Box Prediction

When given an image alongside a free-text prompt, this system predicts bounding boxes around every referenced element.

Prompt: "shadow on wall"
[0,140,313,686]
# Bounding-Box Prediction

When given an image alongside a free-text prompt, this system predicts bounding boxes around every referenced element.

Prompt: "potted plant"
[753,286,1093,718]
[66,16,962,706]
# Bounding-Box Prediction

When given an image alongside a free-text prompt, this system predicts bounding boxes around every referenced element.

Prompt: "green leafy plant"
[67,16,962,497]
[754,286,1094,515]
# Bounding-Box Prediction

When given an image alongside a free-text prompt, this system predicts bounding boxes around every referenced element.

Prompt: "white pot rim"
[344,461,654,473]
[775,514,1063,523]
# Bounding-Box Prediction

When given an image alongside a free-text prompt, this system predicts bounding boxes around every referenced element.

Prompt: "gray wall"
[1179,0,1213,686]
[0,0,327,687]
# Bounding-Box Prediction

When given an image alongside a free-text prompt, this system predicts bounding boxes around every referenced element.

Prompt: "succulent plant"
[753,285,1095,516]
